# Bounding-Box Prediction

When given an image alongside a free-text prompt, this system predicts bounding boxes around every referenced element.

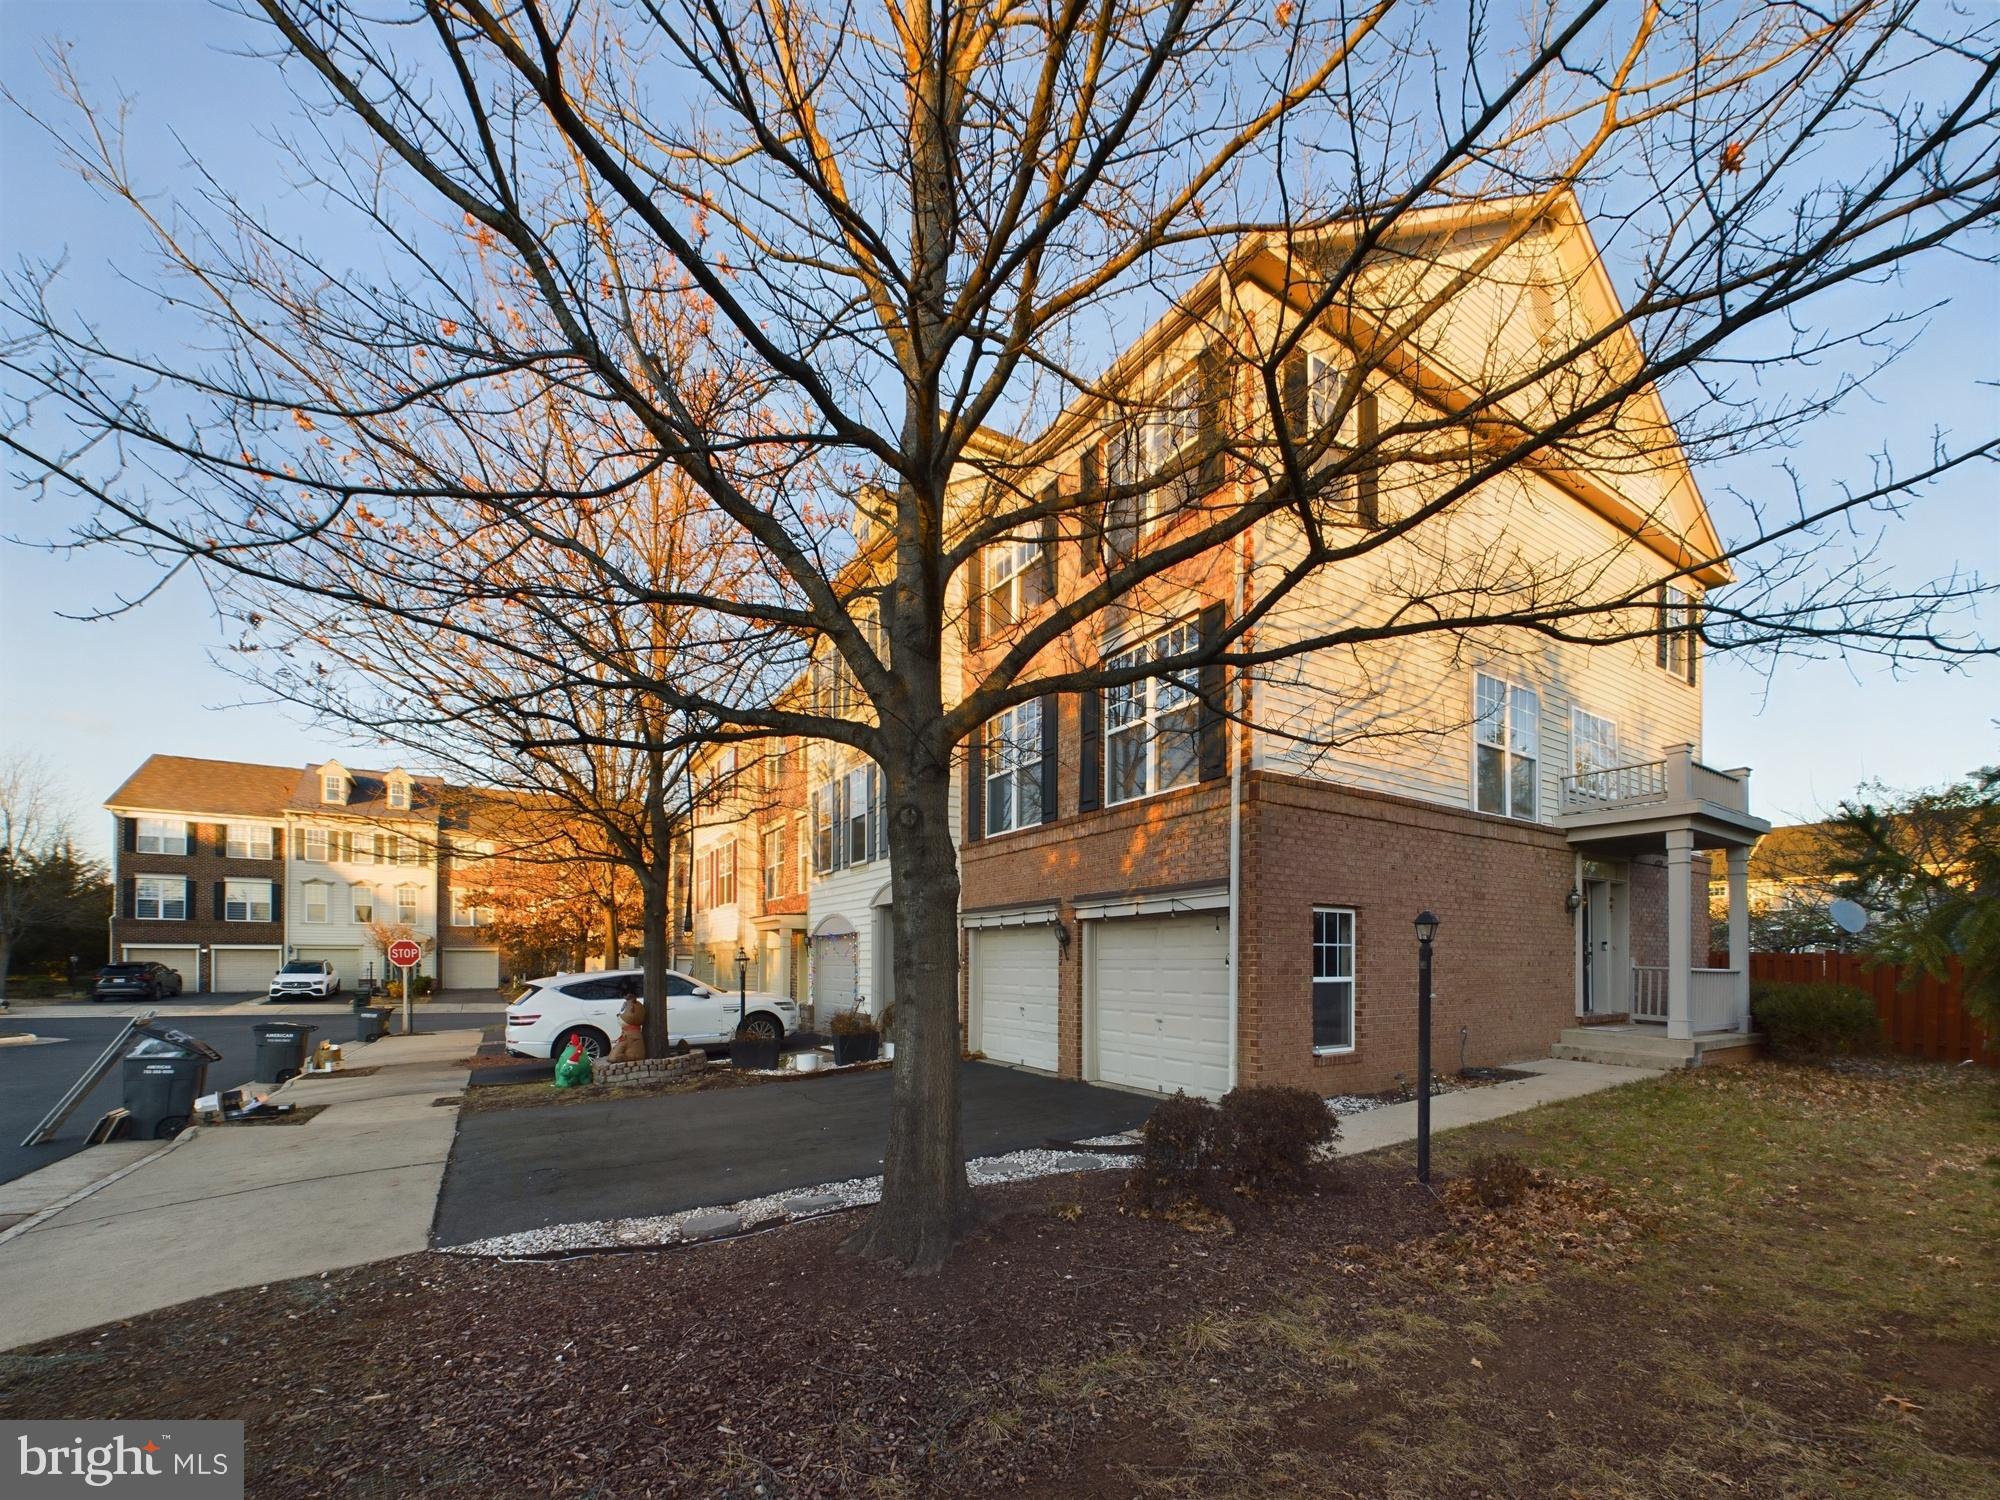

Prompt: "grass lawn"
[1,1060,1993,1498]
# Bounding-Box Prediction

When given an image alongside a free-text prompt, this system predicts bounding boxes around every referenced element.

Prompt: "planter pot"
[791,1051,825,1073]
[729,1036,781,1071]
[831,1032,880,1066]
[882,1041,896,1062]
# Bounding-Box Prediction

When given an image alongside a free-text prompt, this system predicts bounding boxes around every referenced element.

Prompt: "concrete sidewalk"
[0,1029,478,1352]
[1334,1056,1658,1156]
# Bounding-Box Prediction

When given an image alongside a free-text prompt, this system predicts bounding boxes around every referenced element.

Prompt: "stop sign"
[388,939,422,968]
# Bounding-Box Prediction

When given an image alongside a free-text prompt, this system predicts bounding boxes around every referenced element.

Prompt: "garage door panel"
[213,948,281,993]
[294,948,363,989]
[122,947,197,987]
[973,927,1059,1072]
[1091,914,1229,1098]
[442,949,500,992]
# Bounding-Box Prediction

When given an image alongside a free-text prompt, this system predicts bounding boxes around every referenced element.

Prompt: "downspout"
[1223,267,1245,1091]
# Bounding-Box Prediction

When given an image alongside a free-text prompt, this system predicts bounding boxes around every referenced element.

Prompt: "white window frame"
[1473,672,1541,821]
[223,878,273,923]
[764,828,784,903]
[796,815,811,891]
[303,828,329,863]
[1312,906,1357,1055]
[1306,351,1342,434]
[1143,374,1200,480]
[225,822,272,861]
[321,772,344,804]
[1103,619,1203,808]
[1659,586,1692,677]
[396,834,422,867]
[135,818,186,856]
[1570,708,1619,777]
[351,884,375,925]
[134,875,187,921]
[387,779,410,810]
[982,700,1044,834]
[301,880,333,925]
[450,888,488,928]
[981,536,1049,635]
[395,884,420,925]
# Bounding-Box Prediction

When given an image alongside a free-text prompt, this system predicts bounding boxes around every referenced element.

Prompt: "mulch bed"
[0,1159,1443,1498]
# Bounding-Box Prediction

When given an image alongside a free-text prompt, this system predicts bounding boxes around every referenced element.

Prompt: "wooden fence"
[1728,951,1995,1067]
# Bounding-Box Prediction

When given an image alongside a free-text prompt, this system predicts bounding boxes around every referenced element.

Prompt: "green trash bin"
[121,1027,223,1139]
[252,1021,316,1084]
[354,1007,392,1044]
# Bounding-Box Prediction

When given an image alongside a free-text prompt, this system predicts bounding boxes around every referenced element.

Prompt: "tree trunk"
[640,868,670,1056]
[839,749,976,1271]
[600,899,621,971]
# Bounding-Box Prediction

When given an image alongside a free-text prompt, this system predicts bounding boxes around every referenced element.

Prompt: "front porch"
[1557,743,1771,1050]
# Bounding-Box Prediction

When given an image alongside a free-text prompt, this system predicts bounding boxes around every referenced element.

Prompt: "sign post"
[388,939,422,1036]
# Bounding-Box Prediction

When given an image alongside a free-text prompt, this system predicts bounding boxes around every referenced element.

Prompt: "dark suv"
[92,962,185,1002]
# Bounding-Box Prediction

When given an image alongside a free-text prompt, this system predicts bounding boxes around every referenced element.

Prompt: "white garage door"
[442,948,501,992]
[295,947,364,989]
[1091,913,1231,1097]
[122,946,197,989]
[213,948,281,994]
[972,927,1059,1071]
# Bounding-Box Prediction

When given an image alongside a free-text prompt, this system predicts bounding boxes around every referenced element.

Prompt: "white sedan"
[506,968,799,1060]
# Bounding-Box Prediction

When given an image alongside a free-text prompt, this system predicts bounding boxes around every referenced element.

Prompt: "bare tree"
[0,753,71,1002]
[4,0,1995,1267]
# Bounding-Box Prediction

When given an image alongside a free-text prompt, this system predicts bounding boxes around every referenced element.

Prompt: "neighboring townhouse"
[951,194,1768,1097]
[686,737,813,1003]
[105,756,299,993]
[436,802,510,991]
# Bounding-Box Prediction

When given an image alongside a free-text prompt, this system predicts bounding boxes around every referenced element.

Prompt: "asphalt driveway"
[432,1062,1154,1246]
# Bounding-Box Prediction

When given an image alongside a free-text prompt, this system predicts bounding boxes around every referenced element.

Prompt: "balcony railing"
[1561,744,1751,818]
[1631,964,1746,1033]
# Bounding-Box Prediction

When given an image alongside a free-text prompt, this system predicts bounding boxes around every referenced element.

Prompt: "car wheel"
[738,1013,782,1043]
[553,1028,610,1061]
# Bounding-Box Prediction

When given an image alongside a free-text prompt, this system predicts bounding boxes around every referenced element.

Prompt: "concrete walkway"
[0,1029,477,1352]
[1333,1056,1658,1156]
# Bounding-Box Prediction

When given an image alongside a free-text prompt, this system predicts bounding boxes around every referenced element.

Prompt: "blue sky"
[2,2,1994,859]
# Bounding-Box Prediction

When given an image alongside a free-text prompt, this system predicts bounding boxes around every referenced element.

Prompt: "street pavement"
[434,1060,1157,1245]
[0,1008,503,1187]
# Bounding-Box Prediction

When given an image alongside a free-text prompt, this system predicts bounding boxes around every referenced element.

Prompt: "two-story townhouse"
[953,194,1767,1097]
[281,760,444,990]
[436,797,510,991]
[105,755,299,993]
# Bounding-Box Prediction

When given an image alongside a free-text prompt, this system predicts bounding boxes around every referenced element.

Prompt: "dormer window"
[321,772,346,804]
[387,778,410,810]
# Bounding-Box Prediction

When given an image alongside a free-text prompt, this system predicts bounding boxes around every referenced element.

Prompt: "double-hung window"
[1570,709,1618,778]
[1144,376,1199,478]
[352,885,375,924]
[322,772,344,804]
[303,828,329,863]
[982,701,1043,834]
[1104,620,1203,806]
[1656,586,1696,681]
[134,876,186,920]
[387,780,409,810]
[843,766,877,867]
[224,879,273,922]
[135,818,186,856]
[396,835,422,867]
[302,880,332,924]
[812,767,883,873]
[1306,352,1342,434]
[795,816,811,891]
[225,823,272,860]
[1312,908,1356,1052]
[716,844,737,907]
[764,829,784,902]
[1474,673,1540,820]
[395,884,420,924]
[981,537,1051,636]
[450,889,489,928]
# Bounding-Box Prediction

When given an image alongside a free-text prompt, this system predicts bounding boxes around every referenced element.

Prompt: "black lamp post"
[1413,910,1440,1184]
[734,943,750,1032]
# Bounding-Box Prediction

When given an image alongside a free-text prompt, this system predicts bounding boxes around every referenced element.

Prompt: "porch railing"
[1631,965,1669,1020]
[1561,745,1752,817]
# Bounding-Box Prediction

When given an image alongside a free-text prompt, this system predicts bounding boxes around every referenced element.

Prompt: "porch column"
[1665,828,1693,1041]
[1726,845,1751,1032]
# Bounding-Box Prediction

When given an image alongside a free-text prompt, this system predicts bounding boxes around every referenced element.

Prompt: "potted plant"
[829,1008,881,1066]
[878,1003,897,1062]
[729,1022,782,1071]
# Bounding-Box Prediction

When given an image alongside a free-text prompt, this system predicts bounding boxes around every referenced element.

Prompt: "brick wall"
[112,818,286,991]
[1241,772,1575,1095]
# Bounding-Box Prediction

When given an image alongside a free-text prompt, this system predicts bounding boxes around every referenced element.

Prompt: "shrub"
[1467,1151,1531,1209]
[828,1008,879,1037]
[1123,1092,1218,1212]
[1214,1086,1337,1195]
[878,1002,896,1042]
[1751,981,1879,1059]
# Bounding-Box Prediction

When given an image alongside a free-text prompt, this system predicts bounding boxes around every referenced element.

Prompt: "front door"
[1581,874,1627,1015]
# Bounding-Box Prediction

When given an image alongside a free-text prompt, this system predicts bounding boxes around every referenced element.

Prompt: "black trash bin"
[353,1006,392,1044]
[252,1021,317,1084]
[121,1027,224,1140]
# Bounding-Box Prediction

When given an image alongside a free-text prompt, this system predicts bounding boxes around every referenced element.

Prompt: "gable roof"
[105,755,303,820]
[284,765,446,822]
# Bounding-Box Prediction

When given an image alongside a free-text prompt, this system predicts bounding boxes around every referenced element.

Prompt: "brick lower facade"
[112,820,286,992]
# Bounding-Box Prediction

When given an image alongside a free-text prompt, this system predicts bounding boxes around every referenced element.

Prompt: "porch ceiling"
[1558,804,1770,856]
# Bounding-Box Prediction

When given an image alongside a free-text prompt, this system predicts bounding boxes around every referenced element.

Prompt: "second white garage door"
[441,948,501,992]
[295,947,364,989]
[972,926,1060,1072]
[1091,912,1230,1098]
[212,947,281,994]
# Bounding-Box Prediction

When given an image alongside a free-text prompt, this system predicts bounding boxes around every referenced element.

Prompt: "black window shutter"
[213,881,225,919]
[1355,392,1381,525]
[1686,604,1700,687]
[1280,349,1309,450]
[184,878,196,916]
[966,547,985,649]
[270,885,282,924]
[1654,587,1670,669]
[271,825,284,860]
[1037,482,1060,602]
[1039,694,1060,823]
[121,877,135,918]
[1198,342,1228,492]
[122,817,137,854]
[1077,689,1102,813]
[1077,444,1103,570]
[184,821,197,854]
[964,734,984,842]
[1197,603,1228,782]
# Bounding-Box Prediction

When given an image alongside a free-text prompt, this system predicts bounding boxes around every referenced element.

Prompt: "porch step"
[1550,1027,1762,1072]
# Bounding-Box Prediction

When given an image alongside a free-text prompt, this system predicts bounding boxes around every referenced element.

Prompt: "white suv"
[507,968,799,1060]
[267,960,341,1002]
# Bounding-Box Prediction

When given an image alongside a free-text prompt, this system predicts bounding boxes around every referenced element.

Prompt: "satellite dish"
[1828,898,1869,935]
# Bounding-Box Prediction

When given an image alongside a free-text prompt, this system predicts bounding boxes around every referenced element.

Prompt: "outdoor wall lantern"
[1413,911,1440,1183]
[1565,886,1583,918]
[1051,917,1072,955]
